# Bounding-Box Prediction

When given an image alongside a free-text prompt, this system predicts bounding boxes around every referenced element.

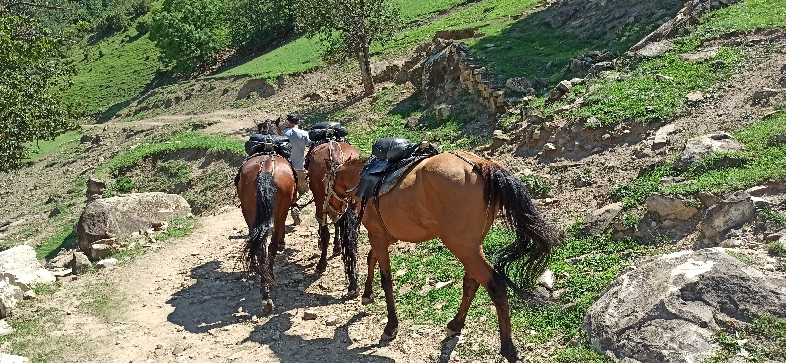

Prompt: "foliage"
[519,174,552,198]
[225,0,296,52]
[96,131,244,177]
[768,241,786,258]
[1,6,79,172]
[612,162,674,208]
[148,0,230,73]
[293,0,400,93]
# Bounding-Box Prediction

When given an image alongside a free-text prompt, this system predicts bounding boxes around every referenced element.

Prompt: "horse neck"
[337,159,364,196]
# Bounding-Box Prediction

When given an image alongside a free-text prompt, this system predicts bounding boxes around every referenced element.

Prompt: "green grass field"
[24,131,81,162]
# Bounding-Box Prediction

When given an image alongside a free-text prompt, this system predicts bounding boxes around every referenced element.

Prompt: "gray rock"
[490,130,510,152]
[646,194,698,221]
[77,192,191,259]
[325,315,340,326]
[0,354,30,363]
[581,203,624,235]
[303,310,318,320]
[86,177,106,200]
[583,248,786,363]
[95,258,118,270]
[698,192,756,239]
[71,251,91,275]
[636,40,674,58]
[45,250,74,270]
[0,319,14,336]
[752,88,781,104]
[0,283,23,318]
[686,91,704,103]
[505,77,532,92]
[0,245,56,290]
[696,192,722,208]
[675,132,744,171]
[677,49,719,62]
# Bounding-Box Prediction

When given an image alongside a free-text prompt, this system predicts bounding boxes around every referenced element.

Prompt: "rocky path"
[56,205,472,363]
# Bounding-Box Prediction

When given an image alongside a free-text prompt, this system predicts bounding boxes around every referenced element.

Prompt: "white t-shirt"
[283,127,310,169]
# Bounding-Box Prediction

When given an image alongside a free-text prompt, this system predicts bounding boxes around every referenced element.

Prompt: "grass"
[23,131,81,162]
[33,282,62,296]
[0,308,92,363]
[63,21,164,115]
[679,0,786,51]
[380,223,643,357]
[96,130,244,177]
[573,48,743,127]
[725,250,752,265]
[79,281,121,323]
[704,313,786,363]
[35,223,78,260]
[613,113,786,208]
[214,36,325,80]
[768,241,786,257]
[520,174,552,198]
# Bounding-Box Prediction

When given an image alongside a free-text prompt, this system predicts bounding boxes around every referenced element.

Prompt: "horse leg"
[375,246,398,340]
[361,250,376,305]
[449,248,519,362]
[332,224,341,256]
[446,272,480,337]
[316,224,330,273]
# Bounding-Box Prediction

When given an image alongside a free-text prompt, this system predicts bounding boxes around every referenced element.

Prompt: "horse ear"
[253,119,260,126]
[275,117,281,126]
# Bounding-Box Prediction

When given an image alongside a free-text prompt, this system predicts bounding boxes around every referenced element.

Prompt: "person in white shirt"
[283,114,310,225]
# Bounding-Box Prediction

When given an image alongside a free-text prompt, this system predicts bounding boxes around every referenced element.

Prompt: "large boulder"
[583,248,786,363]
[697,191,756,240]
[0,282,24,318]
[581,203,624,235]
[76,192,190,257]
[645,194,698,220]
[674,132,744,171]
[0,245,56,290]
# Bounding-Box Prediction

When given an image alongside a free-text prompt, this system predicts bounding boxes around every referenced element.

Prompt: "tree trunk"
[356,0,374,95]
[357,43,374,95]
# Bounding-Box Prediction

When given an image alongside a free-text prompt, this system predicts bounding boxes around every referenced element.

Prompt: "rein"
[322,140,352,226]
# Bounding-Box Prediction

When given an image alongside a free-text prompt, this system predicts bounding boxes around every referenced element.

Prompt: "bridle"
[321,140,352,226]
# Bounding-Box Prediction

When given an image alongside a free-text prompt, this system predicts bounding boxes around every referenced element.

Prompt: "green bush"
[520,174,552,198]
[149,0,230,73]
[135,18,150,35]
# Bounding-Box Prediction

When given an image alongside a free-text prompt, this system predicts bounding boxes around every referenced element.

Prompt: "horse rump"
[243,171,276,285]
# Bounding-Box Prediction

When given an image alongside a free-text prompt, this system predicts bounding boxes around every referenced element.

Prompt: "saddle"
[244,134,292,158]
[309,122,349,144]
[235,134,293,187]
[356,137,440,199]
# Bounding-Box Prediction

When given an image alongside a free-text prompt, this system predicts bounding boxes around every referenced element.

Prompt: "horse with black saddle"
[304,122,361,296]
[330,136,557,362]
[236,118,297,315]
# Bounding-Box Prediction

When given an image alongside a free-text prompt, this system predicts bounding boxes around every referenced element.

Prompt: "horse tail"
[477,163,556,298]
[337,205,359,284]
[244,170,276,286]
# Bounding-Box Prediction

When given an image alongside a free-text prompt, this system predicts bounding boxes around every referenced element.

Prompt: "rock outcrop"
[583,248,786,363]
[674,132,744,171]
[76,192,191,259]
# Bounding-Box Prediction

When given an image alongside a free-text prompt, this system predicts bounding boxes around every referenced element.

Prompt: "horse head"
[254,117,284,136]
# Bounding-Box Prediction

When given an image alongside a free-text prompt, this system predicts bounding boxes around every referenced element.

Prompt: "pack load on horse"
[304,121,360,295]
[330,137,557,363]
[236,118,297,315]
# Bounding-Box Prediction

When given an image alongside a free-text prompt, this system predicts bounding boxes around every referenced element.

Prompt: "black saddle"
[356,137,439,199]
[244,134,292,159]
[309,122,348,143]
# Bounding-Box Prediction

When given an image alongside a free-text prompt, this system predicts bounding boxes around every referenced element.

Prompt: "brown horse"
[237,118,296,314]
[330,151,556,362]
[304,140,360,282]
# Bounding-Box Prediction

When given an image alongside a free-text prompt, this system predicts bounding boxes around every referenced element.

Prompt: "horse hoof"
[361,296,374,305]
[315,263,327,274]
[331,247,341,256]
[262,299,274,315]
[446,327,461,338]
[277,244,285,252]
[381,329,397,341]
[346,289,360,299]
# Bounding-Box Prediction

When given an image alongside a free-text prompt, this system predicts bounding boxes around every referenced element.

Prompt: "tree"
[225,0,295,53]
[293,0,399,95]
[1,1,78,172]
[148,0,229,74]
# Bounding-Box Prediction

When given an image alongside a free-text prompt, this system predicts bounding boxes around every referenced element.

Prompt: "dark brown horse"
[237,118,296,314]
[304,140,360,278]
[330,151,556,362]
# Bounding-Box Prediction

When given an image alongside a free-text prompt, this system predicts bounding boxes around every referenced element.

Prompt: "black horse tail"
[244,171,276,286]
[477,163,556,298]
[337,205,359,285]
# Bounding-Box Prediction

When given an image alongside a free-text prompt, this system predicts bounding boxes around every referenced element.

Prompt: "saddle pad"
[245,134,292,158]
[356,155,429,199]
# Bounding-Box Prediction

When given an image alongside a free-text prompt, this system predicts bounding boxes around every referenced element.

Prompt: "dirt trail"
[57,204,477,363]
